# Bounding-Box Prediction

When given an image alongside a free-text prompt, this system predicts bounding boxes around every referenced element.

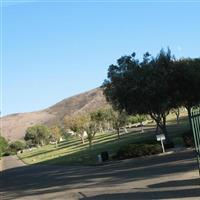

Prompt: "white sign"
[156,134,166,141]
[156,134,166,153]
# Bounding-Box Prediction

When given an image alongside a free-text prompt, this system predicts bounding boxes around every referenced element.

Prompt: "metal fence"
[190,106,200,175]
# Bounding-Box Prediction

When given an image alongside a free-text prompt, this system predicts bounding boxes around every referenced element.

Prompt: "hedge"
[114,143,162,160]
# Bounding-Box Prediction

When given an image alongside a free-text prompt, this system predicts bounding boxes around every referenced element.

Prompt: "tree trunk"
[175,108,180,125]
[155,124,159,134]
[150,113,171,143]
[140,122,144,133]
[80,136,85,144]
[159,116,171,143]
[100,124,103,133]
[89,139,92,147]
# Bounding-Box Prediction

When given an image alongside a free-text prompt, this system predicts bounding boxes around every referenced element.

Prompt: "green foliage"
[114,143,162,160]
[170,59,200,109]
[112,111,128,129]
[128,114,147,124]
[8,140,26,154]
[25,125,50,146]
[25,140,35,148]
[0,135,8,156]
[85,120,99,147]
[108,109,128,139]
[103,49,174,141]
[90,108,112,131]
[50,126,61,142]
[103,48,200,142]
[65,114,90,144]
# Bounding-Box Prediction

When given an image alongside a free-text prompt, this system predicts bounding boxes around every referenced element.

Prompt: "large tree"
[103,49,174,142]
[169,58,200,128]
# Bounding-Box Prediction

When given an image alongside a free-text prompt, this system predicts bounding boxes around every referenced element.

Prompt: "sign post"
[156,134,166,153]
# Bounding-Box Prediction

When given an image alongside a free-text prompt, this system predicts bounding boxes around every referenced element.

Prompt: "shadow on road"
[148,177,200,188]
[80,186,200,200]
[0,150,199,200]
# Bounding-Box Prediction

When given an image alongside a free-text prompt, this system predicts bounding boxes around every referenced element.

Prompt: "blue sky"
[1,0,200,116]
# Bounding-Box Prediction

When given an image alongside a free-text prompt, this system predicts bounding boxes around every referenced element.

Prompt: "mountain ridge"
[1,87,108,141]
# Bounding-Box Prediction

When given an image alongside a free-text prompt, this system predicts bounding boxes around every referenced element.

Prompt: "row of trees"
[103,48,200,143]
[64,108,148,147]
[20,108,147,149]
[0,125,62,155]
[64,109,111,147]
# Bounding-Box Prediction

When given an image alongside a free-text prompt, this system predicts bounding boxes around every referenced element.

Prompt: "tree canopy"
[25,125,51,146]
[103,48,200,142]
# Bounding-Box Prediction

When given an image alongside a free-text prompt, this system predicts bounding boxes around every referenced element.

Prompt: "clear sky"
[1,0,200,116]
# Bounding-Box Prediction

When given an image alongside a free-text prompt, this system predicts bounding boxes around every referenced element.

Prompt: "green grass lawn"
[18,115,190,166]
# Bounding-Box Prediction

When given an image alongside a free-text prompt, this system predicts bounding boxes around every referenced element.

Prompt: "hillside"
[0,88,108,141]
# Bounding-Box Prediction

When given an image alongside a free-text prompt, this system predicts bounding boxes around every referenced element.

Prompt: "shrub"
[25,125,50,146]
[0,136,8,157]
[115,143,162,160]
[8,140,26,153]
[3,151,12,156]
[182,131,194,147]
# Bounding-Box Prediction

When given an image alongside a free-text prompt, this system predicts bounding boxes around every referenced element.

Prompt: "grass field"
[18,113,190,166]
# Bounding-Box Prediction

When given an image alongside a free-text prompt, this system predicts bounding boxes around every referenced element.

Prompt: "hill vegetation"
[0,88,107,141]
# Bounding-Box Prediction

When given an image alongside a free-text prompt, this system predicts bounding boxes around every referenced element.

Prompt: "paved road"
[1,150,200,200]
[1,156,25,171]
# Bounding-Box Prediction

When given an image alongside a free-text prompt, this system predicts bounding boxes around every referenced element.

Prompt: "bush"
[3,150,15,156]
[3,151,10,156]
[25,125,50,146]
[182,131,194,147]
[114,143,162,160]
[0,136,8,157]
[8,140,26,153]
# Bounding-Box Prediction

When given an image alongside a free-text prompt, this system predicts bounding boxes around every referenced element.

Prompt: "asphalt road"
[1,156,25,171]
[0,150,200,200]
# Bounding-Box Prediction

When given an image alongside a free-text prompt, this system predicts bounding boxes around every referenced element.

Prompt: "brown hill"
[0,88,108,141]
